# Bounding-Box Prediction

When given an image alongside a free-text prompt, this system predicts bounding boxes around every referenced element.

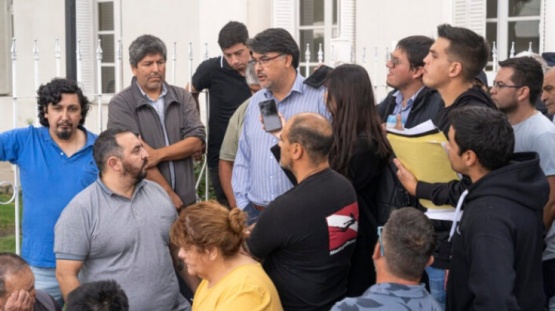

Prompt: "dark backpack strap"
[34,290,62,311]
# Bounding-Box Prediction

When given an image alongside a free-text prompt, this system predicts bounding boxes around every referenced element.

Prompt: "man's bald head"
[285,113,333,163]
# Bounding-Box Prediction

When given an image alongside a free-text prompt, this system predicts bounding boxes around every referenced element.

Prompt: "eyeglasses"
[377,226,384,256]
[492,81,523,89]
[249,54,284,67]
[386,56,402,69]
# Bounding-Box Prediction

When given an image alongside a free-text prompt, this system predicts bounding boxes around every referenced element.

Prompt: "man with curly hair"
[0,78,98,304]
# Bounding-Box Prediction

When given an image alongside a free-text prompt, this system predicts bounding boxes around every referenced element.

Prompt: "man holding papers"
[393,24,496,308]
[444,106,546,311]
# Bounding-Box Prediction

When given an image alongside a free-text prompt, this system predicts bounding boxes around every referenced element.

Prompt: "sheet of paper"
[386,119,437,136]
[425,209,463,221]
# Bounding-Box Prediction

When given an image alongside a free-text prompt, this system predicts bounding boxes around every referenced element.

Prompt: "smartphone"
[259,99,282,132]
[303,65,333,88]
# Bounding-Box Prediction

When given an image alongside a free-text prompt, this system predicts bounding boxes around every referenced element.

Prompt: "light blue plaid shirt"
[232,72,330,209]
[391,86,424,127]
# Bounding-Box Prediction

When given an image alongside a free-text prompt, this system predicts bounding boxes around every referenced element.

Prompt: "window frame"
[485,0,542,65]
[297,0,339,70]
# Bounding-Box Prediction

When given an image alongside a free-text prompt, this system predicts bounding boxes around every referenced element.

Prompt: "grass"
[0,192,21,253]
[194,157,216,201]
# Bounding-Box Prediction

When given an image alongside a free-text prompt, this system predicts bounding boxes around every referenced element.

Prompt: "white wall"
[120,0,200,88]
[248,0,272,35]
[118,0,271,89]
[544,0,555,52]
[0,0,12,95]
[355,0,450,100]
[9,0,66,128]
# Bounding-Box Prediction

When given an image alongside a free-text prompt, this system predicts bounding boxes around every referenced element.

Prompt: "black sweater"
[447,152,547,311]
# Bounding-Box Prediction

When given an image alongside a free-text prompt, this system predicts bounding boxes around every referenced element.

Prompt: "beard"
[56,125,73,140]
[279,157,292,171]
[497,100,518,114]
[123,159,147,185]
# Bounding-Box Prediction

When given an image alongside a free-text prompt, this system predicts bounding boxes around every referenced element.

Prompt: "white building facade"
[0,0,553,133]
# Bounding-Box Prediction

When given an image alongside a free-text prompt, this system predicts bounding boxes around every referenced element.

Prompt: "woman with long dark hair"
[325,64,393,296]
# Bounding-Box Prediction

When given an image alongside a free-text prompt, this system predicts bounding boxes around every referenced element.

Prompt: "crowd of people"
[1,20,555,311]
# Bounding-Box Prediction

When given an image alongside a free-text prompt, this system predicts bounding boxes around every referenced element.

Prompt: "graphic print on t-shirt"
[326,202,359,255]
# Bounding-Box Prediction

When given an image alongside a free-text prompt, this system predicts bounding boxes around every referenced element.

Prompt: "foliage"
[0,192,21,253]
[194,157,216,201]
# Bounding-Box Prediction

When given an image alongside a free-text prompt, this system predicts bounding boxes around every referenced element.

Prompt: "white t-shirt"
[513,111,555,260]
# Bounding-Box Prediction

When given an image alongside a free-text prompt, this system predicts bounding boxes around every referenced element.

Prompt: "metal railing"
[0,36,536,253]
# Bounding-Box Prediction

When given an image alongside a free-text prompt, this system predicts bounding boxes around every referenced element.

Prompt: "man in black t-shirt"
[247,113,359,311]
[189,21,252,205]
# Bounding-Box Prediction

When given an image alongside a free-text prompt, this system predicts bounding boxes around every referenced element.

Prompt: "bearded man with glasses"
[490,56,555,310]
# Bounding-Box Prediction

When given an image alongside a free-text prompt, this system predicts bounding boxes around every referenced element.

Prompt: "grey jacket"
[108,78,206,205]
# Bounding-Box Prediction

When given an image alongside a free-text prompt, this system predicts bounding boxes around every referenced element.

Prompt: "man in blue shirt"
[232,28,329,223]
[0,78,97,304]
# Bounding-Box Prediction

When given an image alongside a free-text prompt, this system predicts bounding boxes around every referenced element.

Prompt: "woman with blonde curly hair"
[170,201,282,311]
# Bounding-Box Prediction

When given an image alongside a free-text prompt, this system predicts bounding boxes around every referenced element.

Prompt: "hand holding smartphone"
[259,99,282,133]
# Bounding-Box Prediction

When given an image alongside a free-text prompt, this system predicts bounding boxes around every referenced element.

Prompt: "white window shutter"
[76,0,95,96]
[272,0,296,38]
[0,0,11,95]
[452,0,486,36]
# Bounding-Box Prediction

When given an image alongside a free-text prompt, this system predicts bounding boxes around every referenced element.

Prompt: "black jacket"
[433,86,496,136]
[416,86,497,269]
[417,86,497,206]
[447,152,547,311]
[378,86,443,128]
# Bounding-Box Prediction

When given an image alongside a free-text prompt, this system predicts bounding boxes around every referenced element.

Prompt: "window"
[97,0,116,93]
[298,0,338,71]
[486,0,541,64]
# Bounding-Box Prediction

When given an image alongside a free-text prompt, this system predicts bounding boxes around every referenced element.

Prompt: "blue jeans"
[550,296,555,311]
[243,202,262,225]
[425,266,446,310]
[30,266,64,306]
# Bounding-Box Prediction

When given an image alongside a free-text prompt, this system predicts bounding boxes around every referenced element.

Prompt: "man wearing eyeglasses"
[542,67,555,117]
[188,22,252,207]
[490,57,555,310]
[232,28,329,224]
[378,35,442,129]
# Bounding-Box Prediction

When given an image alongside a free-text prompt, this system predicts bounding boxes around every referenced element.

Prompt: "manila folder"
[386,128,459,212]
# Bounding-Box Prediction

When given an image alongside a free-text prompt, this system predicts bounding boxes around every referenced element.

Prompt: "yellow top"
[192,263,283,311]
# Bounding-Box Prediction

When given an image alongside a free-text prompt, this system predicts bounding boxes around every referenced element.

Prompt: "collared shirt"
[55,178,188,311]
[135,82,176,188]
[232,72,330,209]
[0,126,97,267]
[331,283,441,311]
[391,86,425,127]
